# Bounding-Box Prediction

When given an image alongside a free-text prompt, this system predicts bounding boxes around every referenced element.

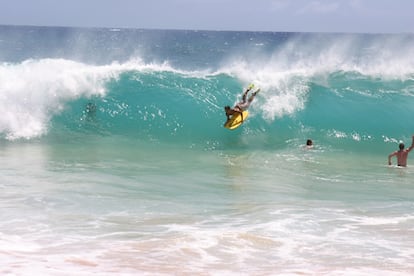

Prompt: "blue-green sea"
[1,25,414,275]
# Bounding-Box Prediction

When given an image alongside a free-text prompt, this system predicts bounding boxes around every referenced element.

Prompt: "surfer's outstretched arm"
[224,106,232,120]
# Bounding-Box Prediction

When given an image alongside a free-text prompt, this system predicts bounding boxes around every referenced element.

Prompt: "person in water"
[388,135,414,167]
[86,102,96,116]
[306,139,313,149]
[83,102,97,122]
[224,85,260,120]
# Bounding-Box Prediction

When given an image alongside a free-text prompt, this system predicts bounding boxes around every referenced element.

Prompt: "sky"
[0,0,413,33]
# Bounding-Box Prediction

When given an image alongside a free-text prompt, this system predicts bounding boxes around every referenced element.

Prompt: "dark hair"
[224,105,230,110]
[306,139,313,146]
[399,143,405,150]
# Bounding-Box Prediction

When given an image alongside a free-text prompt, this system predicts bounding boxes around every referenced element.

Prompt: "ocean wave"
[1,31,414,149]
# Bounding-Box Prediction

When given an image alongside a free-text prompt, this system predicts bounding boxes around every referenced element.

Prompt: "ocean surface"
[1,25,414,275]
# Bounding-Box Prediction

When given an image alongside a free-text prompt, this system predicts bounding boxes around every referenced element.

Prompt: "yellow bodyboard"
[224,110,249,130]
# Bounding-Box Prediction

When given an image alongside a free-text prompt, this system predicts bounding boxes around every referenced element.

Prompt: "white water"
[1,139,414,275]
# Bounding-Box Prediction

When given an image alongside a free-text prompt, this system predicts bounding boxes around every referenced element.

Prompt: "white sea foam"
[0,58,178,140]
[218,33,414,122]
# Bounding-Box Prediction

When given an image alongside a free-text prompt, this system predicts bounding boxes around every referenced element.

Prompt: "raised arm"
[407,135,414,153]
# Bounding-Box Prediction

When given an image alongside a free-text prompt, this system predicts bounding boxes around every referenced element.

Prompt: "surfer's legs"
[248,89,260,103]
[236,88,259,110]
[241,85,254,101]
[242,91,248,102]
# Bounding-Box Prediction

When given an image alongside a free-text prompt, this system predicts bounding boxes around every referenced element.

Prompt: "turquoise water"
[1,25,414,275]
